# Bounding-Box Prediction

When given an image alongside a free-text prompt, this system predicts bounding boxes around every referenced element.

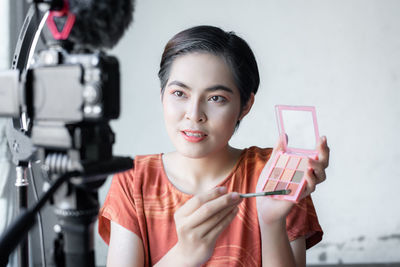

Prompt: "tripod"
[0,151,133,267]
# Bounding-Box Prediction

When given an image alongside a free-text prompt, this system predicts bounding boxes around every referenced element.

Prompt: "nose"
[185,99,207,123]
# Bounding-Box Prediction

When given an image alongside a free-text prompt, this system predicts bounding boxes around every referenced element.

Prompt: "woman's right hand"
[171,187,242,267]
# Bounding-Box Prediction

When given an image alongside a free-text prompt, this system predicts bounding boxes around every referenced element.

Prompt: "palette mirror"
[277,107,319,152]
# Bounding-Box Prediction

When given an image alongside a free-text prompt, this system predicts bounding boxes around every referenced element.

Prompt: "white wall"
[96,0,400,265]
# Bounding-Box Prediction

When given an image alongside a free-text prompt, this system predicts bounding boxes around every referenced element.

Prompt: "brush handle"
[240,189,291,198]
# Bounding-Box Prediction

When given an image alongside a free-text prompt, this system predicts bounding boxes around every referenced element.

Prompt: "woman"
[99,25,330,266]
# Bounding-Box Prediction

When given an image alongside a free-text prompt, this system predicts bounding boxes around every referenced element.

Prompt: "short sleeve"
[286,196,323,249]
[98,169,142,245]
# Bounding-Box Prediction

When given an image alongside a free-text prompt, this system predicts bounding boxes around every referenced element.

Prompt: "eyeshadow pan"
[297,157,308,171]
[275,181,287,191]
[292,171,304,183]
[287,183,299,197]
[281,169,295,182]
[276,154,289,168]
[264,180,278,192]
[270,167,283,179]
[286,156,300,169]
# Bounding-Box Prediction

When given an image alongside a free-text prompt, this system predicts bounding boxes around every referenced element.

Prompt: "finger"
[177,187,227,217]
[272,133,286,155]
[307,158,327,183]
[317,136,330,168]
[195,203,239,238]
[203,206,239,244]
[301,168,318,198]
[188,192,242,228]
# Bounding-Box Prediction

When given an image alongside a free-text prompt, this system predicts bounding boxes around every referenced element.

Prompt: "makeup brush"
[240,189,291,198]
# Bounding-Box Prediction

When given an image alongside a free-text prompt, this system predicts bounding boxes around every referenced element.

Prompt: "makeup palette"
[262,105,320,202]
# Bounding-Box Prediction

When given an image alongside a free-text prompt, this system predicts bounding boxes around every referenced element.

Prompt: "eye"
[209,95,227,103]
[173,90,185,97]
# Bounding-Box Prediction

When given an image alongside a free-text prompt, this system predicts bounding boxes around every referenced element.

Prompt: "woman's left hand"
[255,135,330,225]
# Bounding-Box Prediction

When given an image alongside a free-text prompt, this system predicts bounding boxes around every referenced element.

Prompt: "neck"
[163,145,243,195]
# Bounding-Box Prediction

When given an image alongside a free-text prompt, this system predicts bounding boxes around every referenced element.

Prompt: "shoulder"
[134,153,163,170]
[241,146,273,165]
[233,146,273,184]
[112,153,163,187]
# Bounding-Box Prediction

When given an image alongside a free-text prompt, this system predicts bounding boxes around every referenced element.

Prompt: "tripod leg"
[54,183,100,267]
[16,166,29,267]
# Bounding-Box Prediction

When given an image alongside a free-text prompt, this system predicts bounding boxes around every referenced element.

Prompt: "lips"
[181,130,207,143]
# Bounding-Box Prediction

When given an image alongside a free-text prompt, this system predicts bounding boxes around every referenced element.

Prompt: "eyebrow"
[167,80,234,94]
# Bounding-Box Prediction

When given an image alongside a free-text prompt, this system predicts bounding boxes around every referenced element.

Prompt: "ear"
[238,93,255,121]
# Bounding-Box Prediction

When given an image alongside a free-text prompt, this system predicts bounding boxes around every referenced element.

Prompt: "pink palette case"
[262,105,320,202]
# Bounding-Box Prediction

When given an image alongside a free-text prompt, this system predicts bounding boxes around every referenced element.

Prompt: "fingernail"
[231,192,240,200]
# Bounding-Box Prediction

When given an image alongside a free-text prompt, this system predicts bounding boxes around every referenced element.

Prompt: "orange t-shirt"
[98,146,323,266]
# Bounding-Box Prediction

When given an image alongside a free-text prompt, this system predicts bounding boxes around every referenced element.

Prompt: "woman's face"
[162,52,246,159]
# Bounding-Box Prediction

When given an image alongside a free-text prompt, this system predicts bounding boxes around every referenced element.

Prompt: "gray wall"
[1,0,399,266]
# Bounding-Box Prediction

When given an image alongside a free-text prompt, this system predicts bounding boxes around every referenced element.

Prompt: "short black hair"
[158,25,260,114]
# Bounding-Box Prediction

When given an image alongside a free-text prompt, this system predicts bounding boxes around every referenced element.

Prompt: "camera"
[1,46,119,153]
[27,48,120,123]
[1,46,122,171]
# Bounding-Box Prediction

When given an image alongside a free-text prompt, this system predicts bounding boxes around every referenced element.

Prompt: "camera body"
[0,47,120,163]
[0,47,120,121]
[27,48,120,123]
